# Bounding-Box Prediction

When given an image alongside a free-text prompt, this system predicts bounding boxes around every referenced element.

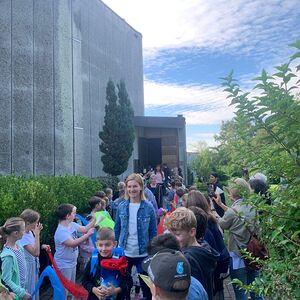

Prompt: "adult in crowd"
[172,167,184,185]
[248,176,272,206]
[104,188,113,217]
[171,181,185,211]
[164,180,176,211]
[112,182,126,221]
[153,164,165,184]
[249,173,267,184]
[178,167,184,181]
[148,174,163,208]
[154,164,166,207]
[147,175,159,201]
[213,178,264,300]
[115,173,157,300]
[144,184,159,219]
[208,172,226,217]
[162,163,171,185]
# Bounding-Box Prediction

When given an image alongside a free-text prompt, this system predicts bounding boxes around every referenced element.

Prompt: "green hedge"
[0,175,102,245]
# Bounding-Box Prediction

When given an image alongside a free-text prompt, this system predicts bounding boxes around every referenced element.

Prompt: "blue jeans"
[126,256,152,300]
[230,267,264,300]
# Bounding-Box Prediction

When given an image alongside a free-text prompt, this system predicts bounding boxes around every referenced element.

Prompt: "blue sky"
[103,0,300,150]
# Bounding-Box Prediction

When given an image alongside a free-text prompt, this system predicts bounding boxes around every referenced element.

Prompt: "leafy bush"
[219,41,300,299]
[0,175,102,245]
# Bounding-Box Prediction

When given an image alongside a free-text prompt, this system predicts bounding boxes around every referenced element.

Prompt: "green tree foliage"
[214,120,245,177]
[117,80,135,170]
[218,41,300,299]
[192,146,215,183]
[99,79,135,176]
[191,141,228,187]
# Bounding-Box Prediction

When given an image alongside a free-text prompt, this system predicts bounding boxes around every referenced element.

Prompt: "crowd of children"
[0,171,267,300]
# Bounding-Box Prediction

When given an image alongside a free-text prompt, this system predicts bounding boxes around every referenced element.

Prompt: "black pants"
[126,256,152,300]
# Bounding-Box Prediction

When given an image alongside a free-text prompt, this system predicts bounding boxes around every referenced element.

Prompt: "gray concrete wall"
[0,0,144,177]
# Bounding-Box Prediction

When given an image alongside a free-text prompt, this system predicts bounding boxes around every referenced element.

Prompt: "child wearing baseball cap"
[145,233,208,300]
[142,249,191,300]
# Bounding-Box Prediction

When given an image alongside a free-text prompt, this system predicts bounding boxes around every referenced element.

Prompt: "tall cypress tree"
[117,80,135,171]
[99,79,135,176]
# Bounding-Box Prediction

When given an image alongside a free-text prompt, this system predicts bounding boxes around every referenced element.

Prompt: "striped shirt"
[5,246,27,288]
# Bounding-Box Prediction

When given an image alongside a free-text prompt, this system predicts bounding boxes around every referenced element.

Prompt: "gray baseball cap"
[142,249,191,292]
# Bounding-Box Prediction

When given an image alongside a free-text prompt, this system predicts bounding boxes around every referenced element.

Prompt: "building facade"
[0,0,186,179]
[0,0,144,177]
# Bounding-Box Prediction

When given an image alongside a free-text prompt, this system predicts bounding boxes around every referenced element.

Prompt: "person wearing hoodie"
[166,207,219,300]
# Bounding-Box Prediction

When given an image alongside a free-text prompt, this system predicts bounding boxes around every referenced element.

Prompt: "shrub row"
[0,175,102,245]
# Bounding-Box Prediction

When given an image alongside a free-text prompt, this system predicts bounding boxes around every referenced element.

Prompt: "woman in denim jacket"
[115,173,157,300]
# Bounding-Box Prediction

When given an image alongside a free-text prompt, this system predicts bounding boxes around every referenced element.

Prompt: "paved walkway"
[224,277,236,300]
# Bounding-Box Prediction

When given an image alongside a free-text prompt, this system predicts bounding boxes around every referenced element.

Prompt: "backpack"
[232,208,268,270]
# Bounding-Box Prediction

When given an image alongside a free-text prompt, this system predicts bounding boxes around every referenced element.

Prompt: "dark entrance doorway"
[148,138,162,168]
[138,138,162,172]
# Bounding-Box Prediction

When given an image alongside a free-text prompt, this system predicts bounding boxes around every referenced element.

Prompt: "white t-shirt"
[154,172,164,184]
[215,186,224,195]
[125,203,146,257]
[54,222,80,269]
[19,231,37,264]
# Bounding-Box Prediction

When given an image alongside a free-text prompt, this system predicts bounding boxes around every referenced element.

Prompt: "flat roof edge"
[99,0,143,37]
[134,115,186,128]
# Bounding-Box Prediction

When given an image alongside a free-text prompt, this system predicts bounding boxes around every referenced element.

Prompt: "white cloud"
[103,0,300,58]
[144,80,235,124]
[182,109,235,125]
[145,80,226,106]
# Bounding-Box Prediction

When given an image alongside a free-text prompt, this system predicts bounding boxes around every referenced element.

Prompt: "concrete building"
[0,0,186,178]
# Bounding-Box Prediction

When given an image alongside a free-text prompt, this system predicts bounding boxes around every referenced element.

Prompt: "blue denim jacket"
[114,200,157,255]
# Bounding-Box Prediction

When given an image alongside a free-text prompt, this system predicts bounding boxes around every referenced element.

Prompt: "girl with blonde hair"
[0,217,32,299]
[19,209,50,300]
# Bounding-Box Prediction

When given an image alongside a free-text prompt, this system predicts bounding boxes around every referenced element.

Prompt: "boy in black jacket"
[82,228,132,300]
[166,207,219,300]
